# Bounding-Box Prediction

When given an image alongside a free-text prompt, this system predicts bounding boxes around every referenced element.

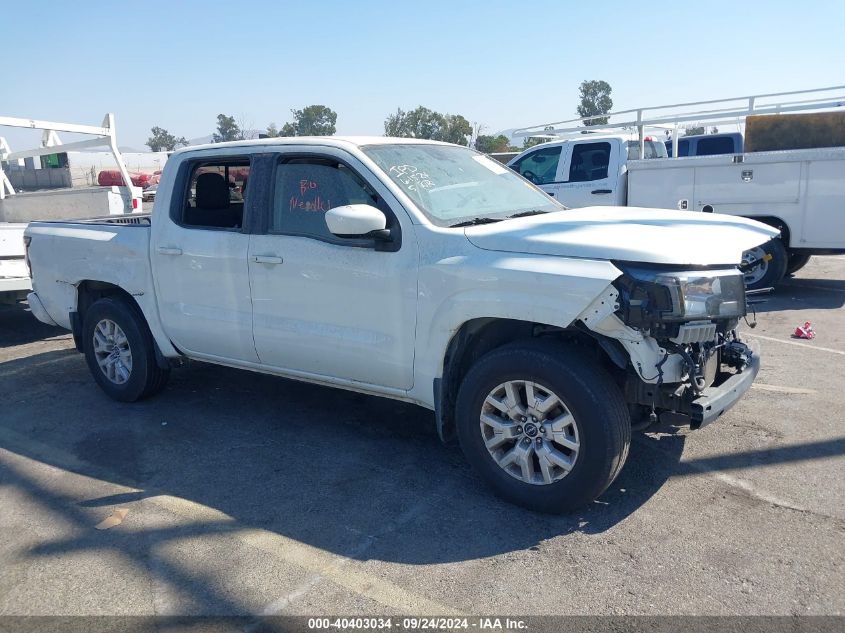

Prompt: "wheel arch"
[744,215,791,248]
[73,280,172,369]
[433,317,626,443]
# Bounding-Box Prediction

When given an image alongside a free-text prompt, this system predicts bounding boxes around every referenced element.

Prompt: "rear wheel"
[742,239,788,291]
[455,340,630,513]
[786,252,812,276]
[82,297,169,402]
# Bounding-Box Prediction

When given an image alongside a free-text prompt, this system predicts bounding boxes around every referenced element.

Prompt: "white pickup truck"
[0,222,30,303]
[507,136,845,289]
[25,137,776,512]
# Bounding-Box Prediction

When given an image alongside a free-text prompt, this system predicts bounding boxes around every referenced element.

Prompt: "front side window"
[362,143,560,226]
[179,160,249,230]
[271,158,379,239]
[569,142,611,182]
[509,146,562,185]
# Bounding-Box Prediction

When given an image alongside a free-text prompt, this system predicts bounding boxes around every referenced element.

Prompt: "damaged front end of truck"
[578,263,760,430]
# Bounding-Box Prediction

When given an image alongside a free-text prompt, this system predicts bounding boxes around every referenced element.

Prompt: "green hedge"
[745,112,845,152]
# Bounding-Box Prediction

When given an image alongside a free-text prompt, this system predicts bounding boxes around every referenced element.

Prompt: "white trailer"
[0,113,140,302]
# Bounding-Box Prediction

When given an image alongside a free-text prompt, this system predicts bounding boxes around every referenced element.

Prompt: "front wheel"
[455,340,631,513]
[742,239,788,291]
[83,297,170,402]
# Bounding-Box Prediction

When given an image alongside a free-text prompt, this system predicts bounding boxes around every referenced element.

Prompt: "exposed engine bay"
[578,263,760,429]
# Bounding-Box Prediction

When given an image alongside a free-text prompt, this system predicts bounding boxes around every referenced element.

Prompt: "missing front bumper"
[625,343,760,430]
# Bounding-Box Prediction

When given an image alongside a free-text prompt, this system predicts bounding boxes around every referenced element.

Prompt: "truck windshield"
[362,144,561,226]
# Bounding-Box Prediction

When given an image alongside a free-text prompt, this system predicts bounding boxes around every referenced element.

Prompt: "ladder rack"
[513,85,845,158]
[0,113,133,200]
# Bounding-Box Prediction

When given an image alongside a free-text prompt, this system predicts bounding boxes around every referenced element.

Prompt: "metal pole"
[672,123,679,159]
[104,113,135,213]
[637,110,644,159]
[0,137,15,199]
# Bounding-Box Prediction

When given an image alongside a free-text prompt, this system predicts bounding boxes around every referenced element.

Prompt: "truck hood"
[464,207,779,266]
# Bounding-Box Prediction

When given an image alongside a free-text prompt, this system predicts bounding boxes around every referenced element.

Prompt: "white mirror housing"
[325,204,387,237]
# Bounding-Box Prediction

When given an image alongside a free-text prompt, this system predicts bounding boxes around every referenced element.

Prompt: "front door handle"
[157,246,182,256]
[591,189,612,195]
[252,255,284,265]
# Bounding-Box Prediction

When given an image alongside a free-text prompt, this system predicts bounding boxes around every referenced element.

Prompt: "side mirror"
[325,204,388,238]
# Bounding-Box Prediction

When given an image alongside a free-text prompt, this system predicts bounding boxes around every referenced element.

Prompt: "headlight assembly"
[614,264,747,332]
[653,270,746,321]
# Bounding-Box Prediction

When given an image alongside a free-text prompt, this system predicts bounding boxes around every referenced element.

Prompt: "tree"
[439,114,472,145]
[278,105,337,136]
[146,126,187,152]
[265,122,279,138]
[577,80,613,126]
[683,126,705,136]
[383,106,472,144]
[212,114,243,143]
[475,134,512,154]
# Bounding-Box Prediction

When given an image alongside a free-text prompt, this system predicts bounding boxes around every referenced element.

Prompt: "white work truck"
[0,113,141,302]
[25,137,775,512]
[0,222,29,302]
[508,136,845,289]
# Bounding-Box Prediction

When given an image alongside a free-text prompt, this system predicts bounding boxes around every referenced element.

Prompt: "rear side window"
[510,146,562,185]
[626,140,667,160]
[569,142,610,182]
[271,158,379,240]
[178,160,250,230]
[696,136,736,156]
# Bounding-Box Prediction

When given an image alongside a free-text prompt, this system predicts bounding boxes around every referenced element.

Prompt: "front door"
[248,150,417,390]
[555,140,617,208]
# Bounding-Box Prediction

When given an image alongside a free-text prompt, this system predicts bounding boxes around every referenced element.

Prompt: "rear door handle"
[252,255,284,265]
[157,246,182,256]
[591,189,612,195]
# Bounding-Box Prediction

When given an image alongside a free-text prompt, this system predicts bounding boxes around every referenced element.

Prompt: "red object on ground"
[97,170,152,188]
[793,321,816,339]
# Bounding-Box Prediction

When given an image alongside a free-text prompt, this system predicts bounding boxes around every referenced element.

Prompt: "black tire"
[785,252,812,276]
[455,340,631,513]
[82,297,170,402]
[744,238,788,291]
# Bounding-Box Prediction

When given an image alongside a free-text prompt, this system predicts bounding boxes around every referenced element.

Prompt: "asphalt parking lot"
[1,257,843,620]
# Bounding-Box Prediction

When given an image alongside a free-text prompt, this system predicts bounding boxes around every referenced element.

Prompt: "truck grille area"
[669,321,718,344]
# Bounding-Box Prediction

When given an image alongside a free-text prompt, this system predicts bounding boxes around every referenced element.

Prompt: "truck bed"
[37,213,152,226]
[25,216,153,329]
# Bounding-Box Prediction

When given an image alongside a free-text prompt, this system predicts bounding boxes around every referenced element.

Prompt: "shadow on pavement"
[1,349,686,566]
[0,303,65,348]
[3,348,844,615]
[756,278,845,313]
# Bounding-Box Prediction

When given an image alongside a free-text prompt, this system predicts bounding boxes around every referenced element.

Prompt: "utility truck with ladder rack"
[508,86,845,290]
[0,113,141,302]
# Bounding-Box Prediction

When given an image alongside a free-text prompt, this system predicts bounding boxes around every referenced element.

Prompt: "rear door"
[151,155,258,363]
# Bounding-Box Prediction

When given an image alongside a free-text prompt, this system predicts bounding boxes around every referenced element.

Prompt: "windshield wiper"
[506,209,551,219]
[449,217,503,228]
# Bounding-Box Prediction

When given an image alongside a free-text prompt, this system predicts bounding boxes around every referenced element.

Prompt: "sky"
[3,0,844,150]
